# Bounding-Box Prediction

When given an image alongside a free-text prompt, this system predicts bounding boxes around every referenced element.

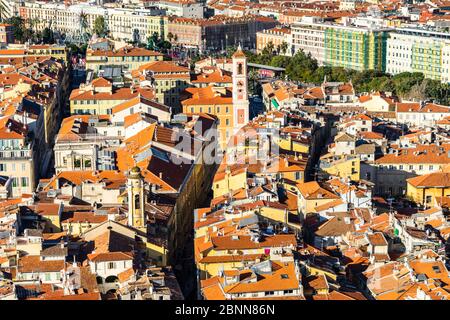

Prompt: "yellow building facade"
[322,156,360,182]
[296,181,341,214]
[406,172,450,206]
[212,167,247,199]
[276,135,310,154]
[70,79,153,115]
[28,45,68,62]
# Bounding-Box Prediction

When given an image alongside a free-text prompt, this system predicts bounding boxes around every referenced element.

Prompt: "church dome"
[129,166,142,178]
[131,166,141,173]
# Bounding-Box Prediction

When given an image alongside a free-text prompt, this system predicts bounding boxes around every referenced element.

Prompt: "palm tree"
[280,41,288,55]
[79,12,89,35]
[265,41,274,55]
[0,2,7,23]
[78,12,90,43]
[23,18,39,42]
[167,32,174,43]
[248,69,259,95]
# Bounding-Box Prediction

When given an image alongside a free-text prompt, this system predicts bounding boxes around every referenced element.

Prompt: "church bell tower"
[127,166,146,229]
[232,44,249,134]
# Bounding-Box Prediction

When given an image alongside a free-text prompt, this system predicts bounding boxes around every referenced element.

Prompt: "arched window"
[105,276,119,283]
[238,63,243,75]
[134,194,140,210]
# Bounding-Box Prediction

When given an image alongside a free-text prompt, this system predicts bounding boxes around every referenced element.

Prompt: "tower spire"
[232,44,246,59]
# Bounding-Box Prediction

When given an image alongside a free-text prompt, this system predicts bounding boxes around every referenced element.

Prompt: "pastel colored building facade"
[386,28,450,84]
[292,19,389,71]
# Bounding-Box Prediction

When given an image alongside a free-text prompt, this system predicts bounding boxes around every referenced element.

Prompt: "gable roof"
[335,132,356,142]
[181,86,233,106]
[210,233,296,251]
[315,215,355,237]
[296,181,340,200]
[18,255,65,273]
[87,252,133,262]
[407,172,450,188]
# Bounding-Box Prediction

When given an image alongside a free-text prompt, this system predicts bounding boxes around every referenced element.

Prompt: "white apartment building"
[53,116,122,173]
[386,32,413,76]
[0,0,19,19]
[145,0,204,18]
[442,43,450,84]
[105,8,167,43]
[396,102,450,127]
[291,17,326,65]
[20,2,167,43]
[21,2,105,34]
[291,17,389,71]
[386,28,450,84]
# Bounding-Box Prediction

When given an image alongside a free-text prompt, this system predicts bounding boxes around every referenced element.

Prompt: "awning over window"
[271,98,279,109]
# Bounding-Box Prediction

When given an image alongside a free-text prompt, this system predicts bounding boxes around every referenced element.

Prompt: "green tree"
[6,17,26,42]
[146,32,172,53]
[42,27,54,44]
[270,55,290,68]
[147,32,161,50]
[69,43,88,55]
[392,72,424,96]
[160,40,172,50]
[245,47,450,104]
[167,32,174,42]
[225,46,237,58]
[93,16,108,38]
[280,41,288,55]
[68,43,80,55]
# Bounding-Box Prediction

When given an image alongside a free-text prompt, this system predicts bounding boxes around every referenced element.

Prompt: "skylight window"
[432,265,441,273]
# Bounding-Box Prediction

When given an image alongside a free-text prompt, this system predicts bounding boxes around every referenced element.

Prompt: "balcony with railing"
[0,146,33,160]
[55,133,123,144]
